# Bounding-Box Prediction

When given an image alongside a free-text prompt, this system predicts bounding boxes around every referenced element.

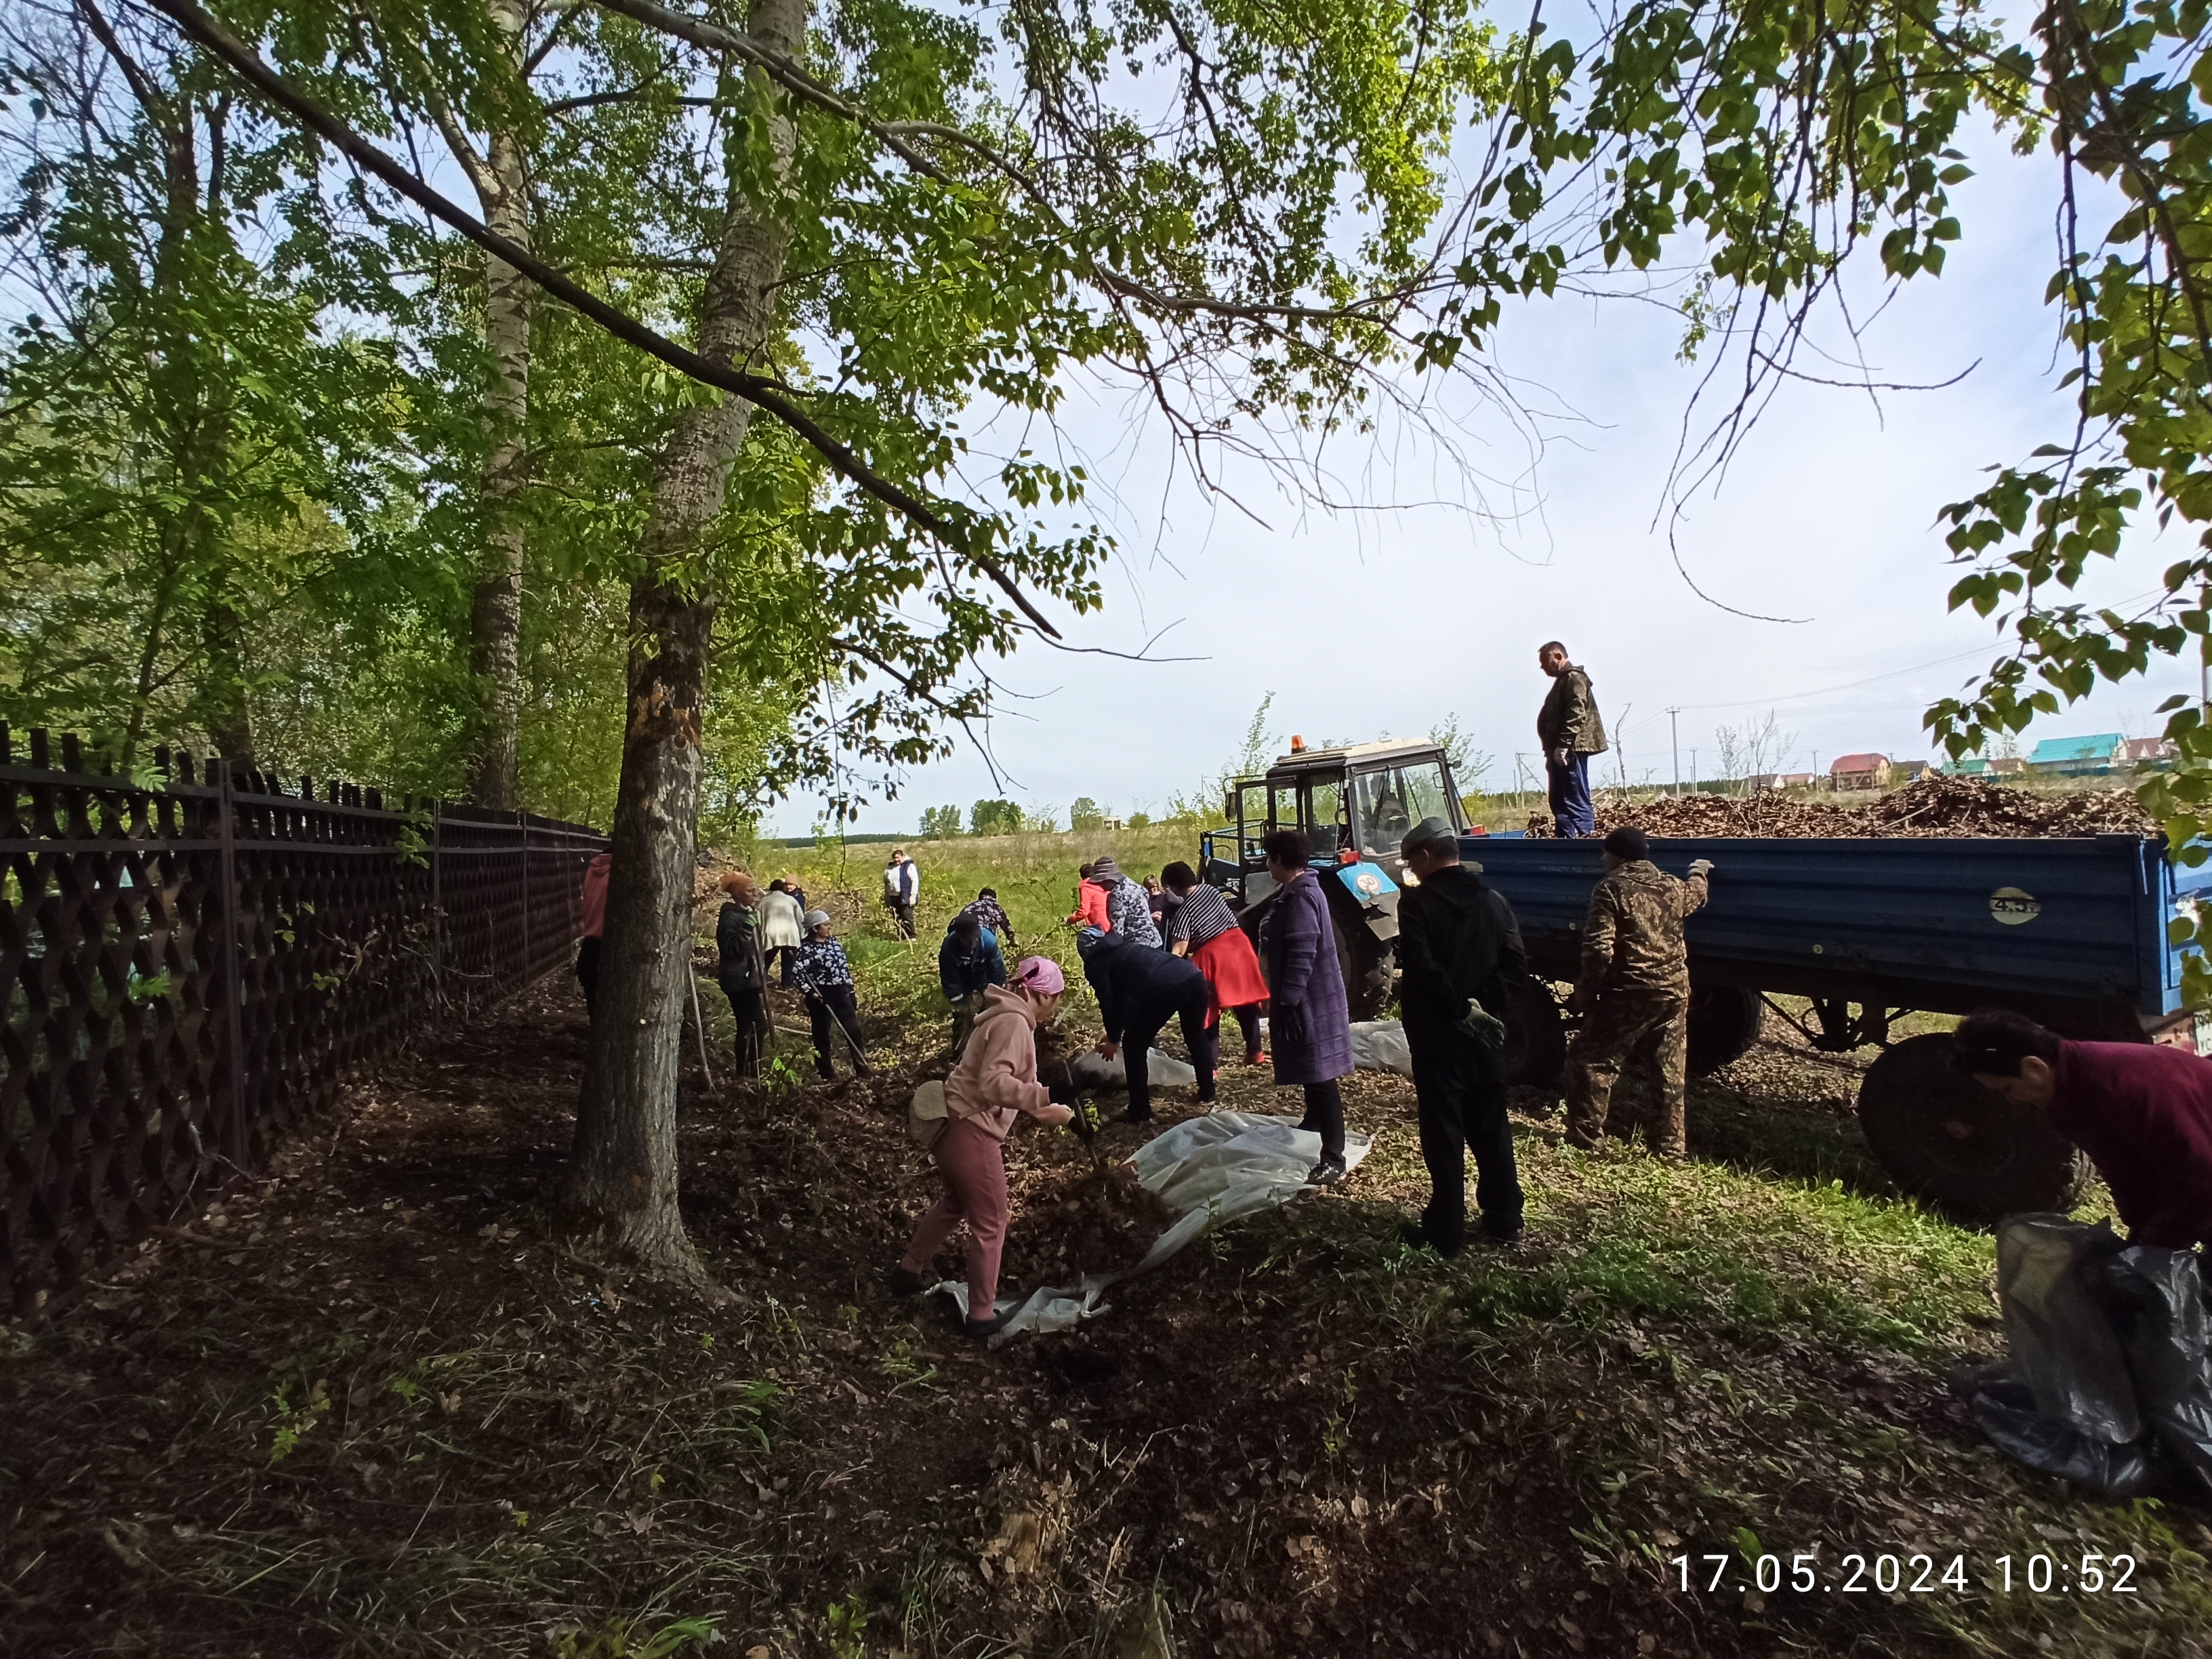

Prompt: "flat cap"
[1399,815,1458,859]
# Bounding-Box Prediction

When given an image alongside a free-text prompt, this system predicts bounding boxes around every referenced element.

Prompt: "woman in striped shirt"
[1163,862,1270,1070]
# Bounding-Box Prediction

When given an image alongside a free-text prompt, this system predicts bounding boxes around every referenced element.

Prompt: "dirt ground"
[3,973,2209,1658]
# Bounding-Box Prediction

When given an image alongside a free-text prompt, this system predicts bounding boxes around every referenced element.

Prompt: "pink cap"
[1012,956,1066,996]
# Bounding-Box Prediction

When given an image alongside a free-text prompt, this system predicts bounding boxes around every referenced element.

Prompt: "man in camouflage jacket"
[1536,641,1607,836]
[1563,826,1714,1157]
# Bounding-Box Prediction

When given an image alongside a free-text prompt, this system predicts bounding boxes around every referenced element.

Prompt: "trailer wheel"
[1687,985,1763,1077]
[1856,1033,2089,1221]
[1500,976,1568,1088]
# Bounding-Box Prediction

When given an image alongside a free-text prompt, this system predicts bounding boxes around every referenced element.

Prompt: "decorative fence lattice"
[1,725,605,1315]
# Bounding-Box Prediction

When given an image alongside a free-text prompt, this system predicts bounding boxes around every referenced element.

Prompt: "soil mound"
[1000,1164,1181,1286]
[1523,775,2154,840]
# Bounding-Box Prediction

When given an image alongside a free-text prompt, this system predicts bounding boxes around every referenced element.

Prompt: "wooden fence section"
[0,725,605,1315]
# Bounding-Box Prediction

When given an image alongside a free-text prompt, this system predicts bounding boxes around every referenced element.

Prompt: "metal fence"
[1,724,605,1315]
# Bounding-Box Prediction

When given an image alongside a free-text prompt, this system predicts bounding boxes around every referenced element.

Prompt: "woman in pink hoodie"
[890,956,1076,1337]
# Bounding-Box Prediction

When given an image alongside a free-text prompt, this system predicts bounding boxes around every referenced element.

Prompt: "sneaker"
[1246,1050,1269,1067]
[1305,1154,1347,1187]
[964,1309,1014,1340]
[1118,1107,1153,1125]
[1396,1221,1433,1251]
[886,1265,926,1298]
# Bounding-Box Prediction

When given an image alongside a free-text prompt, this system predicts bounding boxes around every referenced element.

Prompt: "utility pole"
[1668,707,1681,794]
[1690,747,1699,792]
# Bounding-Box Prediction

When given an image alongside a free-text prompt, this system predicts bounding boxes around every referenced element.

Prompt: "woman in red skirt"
[1161,862,1270,1082]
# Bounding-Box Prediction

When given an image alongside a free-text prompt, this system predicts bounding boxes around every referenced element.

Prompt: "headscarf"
[1011,955,1066,996]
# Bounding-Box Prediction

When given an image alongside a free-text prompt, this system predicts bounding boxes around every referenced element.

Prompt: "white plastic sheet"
[1067,1046,1198,1089]
[1347,1021,1412,1078]
[935,1112,1372,1336]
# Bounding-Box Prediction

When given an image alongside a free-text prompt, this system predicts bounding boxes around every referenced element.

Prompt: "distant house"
[2124,737,2179,768]
[1944,756,1991,777]
[1830,753,1891,791]
[1893,760,1930,783]
[2029,733,2123,775]
[1990,758,2028,775]
[1749,772,1814,792]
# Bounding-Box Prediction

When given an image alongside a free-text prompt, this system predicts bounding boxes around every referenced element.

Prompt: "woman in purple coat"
[1258,827,1353,1185]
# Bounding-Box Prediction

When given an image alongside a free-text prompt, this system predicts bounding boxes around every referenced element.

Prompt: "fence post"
[521,811,531,987]
[216,764,249,1173]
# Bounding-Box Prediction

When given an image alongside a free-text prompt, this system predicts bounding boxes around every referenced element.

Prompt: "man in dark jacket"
[715,872,771,1080]
[938,912,1008,1058]
[1083,927,1212,1122]
[1955,1009,2212,1251]
[1396,817,1528,1250]
[1536,640,1607,837]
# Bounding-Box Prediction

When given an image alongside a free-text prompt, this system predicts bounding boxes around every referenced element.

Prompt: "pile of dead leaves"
[1525,775,2155,840]
[997,1164,1183,1288]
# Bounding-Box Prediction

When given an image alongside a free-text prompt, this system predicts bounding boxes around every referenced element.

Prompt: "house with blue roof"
[2028,733,2124,775]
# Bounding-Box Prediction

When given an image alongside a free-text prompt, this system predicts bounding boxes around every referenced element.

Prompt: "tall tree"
[0,0,404,769]
[143,0,1517,1282]
[432,0,537,808]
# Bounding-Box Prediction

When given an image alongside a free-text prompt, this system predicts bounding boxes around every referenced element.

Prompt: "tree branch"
[139,0,1064,639]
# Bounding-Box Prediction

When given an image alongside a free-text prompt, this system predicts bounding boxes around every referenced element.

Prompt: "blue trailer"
[1199,738,2212,1218]
[1458,830,2212,1217]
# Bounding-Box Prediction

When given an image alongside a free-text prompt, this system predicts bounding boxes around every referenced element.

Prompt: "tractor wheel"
[1500,975,1567,1088]
[1334,905,1395,1022]
[1686,985,1764,1077]
[1856,1033,2089,1221]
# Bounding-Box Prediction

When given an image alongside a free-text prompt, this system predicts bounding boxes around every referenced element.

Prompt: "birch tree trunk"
[558,0,804,1279]
[466,0,531,809]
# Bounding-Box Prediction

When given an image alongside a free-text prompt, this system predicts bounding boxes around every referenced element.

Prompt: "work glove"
[1687,858,1715,879]
[1455,998,1508,1050]
[1549,748,1571,770]
[1274,1004,1307,1046]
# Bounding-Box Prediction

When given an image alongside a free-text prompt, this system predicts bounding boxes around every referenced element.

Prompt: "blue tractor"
[1198,739,1574,1084]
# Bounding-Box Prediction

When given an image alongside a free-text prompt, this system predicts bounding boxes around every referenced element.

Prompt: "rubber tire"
[1334,904,1395,1023]
[1500,975,1568,1088]
[1686,985,1763,1077]
[1237,890,1395,1021]
[1856,1032,2089,1221]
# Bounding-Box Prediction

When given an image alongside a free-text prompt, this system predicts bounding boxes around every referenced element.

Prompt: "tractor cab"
[1201,739,1467,908]
[1192,735,1558,1064]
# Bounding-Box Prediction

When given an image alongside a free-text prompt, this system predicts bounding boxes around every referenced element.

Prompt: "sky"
[771,121,2192,837]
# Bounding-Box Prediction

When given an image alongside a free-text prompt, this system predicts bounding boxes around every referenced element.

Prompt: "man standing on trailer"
[1536,640,1607,837]
[1562,826,1713,1158]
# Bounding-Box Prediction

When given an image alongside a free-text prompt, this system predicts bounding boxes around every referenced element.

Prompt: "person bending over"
[1082,926,1214,1122]
[1162,861,1269,1071]
[1953,1008,2212,1250]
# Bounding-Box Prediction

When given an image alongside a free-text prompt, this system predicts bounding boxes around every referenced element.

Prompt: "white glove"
[1687,858,1715,878]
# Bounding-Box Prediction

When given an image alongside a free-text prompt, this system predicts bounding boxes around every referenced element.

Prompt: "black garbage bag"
[2107,1244,2212,1498]
[1959,1215,2163,1497]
